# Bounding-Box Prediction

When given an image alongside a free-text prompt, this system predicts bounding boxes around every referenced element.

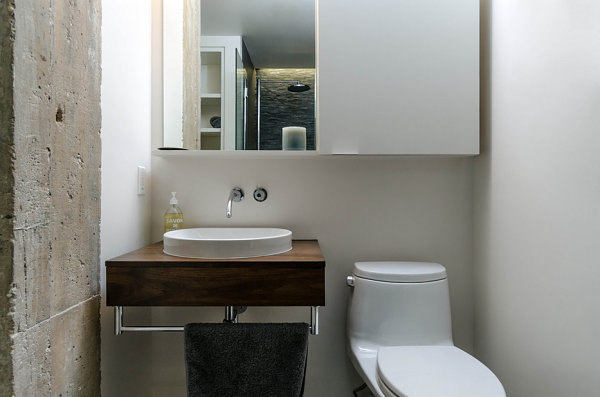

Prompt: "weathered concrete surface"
[0,1,16,395]
[182,0,200,149]
[6,0,102,395]
[12,296,100,396]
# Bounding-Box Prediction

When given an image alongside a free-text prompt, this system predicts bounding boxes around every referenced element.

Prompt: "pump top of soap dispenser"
[170,192,178,205]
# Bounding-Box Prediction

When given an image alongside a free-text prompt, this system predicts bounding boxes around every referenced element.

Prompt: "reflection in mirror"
[162,0,316,151]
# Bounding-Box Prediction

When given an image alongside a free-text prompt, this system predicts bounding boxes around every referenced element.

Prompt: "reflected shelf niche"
[200,49,224,150]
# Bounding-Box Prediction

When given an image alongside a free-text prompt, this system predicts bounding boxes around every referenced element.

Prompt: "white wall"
[148,155,474,396]
[103,1,476,395]
[100,1,153,395]
[101,0,600,395]
[474,1,600,396]
[162,0,183,147]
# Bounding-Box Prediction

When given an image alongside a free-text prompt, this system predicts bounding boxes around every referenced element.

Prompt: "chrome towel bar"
[114,306,320,335]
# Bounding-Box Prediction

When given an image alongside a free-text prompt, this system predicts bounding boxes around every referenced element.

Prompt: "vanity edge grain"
[105,239,325,267]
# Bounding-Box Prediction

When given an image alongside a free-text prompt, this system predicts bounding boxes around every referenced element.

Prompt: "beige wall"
[474,1,600,396]
[4,0,102,395]
[148,155,474,396]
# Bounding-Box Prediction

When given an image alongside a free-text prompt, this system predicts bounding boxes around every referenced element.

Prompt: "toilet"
[346,262,505,397]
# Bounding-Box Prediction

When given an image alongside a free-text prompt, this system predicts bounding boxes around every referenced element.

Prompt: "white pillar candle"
[282,127,307,150]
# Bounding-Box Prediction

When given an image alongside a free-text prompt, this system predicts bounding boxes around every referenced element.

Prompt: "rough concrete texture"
[12,296,100,396]
[0,2,16,395]
[182,0,200,149]
[8,0,102,395]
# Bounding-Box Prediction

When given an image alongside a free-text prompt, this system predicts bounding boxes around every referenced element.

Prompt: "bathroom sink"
[163,228,292,259]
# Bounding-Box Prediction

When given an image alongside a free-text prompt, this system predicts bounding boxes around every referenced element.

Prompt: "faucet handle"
[253,187,267,202]
[231,187,244,202]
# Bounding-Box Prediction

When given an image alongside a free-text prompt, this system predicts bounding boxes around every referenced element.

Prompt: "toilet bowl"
[346,262,505,397]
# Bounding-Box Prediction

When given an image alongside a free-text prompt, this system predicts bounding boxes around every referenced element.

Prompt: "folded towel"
[184,323,309,397]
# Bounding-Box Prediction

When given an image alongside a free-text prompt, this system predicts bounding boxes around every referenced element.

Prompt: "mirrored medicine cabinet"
[162,0,316,152]
[159,0,480,155]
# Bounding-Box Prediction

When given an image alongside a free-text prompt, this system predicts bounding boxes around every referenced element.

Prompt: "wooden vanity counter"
[106,240,325,307]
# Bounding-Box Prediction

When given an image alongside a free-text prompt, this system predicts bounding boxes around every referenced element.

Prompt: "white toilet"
[346,262,505,397]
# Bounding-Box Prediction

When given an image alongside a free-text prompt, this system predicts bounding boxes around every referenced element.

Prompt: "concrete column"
[0,0,102,394]
[0,1,16,394]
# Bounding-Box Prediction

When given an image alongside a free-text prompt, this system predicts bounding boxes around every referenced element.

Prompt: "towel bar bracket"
[310,306,319,335]
[223,306,247,323]
[114,305,320,335]
[224,306,236,323]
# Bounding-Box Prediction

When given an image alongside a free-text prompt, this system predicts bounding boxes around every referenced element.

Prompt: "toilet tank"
[347,262,453,348]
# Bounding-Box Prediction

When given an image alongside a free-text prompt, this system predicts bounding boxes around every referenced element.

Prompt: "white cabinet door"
[318,0,479,155]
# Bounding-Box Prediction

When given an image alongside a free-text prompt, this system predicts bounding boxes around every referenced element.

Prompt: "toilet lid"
[376,346,505,397]
[353,262,446,283]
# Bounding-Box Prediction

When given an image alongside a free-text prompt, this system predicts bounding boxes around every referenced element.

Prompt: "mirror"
[162,0,316,151]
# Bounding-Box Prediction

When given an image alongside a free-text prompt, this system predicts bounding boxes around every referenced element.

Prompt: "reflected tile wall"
[256,68,316,151]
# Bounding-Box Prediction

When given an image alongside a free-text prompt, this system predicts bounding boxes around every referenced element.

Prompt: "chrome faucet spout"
[226,197,233,218]
[226,187,244,218]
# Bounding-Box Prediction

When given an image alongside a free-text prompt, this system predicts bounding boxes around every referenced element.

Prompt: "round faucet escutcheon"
[253,187,268,202]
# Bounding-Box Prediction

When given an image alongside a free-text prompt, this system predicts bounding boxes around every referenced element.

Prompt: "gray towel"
[184,323,309,397]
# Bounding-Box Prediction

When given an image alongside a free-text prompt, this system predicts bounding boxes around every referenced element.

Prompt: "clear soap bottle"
[164,192,184,234]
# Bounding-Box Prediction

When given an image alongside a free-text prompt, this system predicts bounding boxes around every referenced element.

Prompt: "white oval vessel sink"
[163,228,292,259]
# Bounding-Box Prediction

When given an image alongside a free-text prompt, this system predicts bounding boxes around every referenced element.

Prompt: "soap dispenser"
[164,192,184,234]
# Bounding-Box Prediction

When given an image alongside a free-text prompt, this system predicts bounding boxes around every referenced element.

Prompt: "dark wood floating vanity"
[106,240,325,307]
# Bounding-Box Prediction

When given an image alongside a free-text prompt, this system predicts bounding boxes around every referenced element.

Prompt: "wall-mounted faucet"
[226,187,244,218]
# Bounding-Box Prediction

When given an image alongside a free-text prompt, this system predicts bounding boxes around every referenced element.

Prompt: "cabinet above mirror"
[162,0,316,151]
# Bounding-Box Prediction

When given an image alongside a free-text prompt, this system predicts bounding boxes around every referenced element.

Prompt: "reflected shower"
[287,81,311,92]
[256,78,313,150]
[258,79,311,92]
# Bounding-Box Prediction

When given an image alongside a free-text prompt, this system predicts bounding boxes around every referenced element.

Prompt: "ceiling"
[201,0,315,68]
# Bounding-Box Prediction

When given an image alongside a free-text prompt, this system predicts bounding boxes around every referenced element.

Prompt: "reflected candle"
[282,127,306,150]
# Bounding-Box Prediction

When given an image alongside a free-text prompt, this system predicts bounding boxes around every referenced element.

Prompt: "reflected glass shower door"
[235,50,246,150]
